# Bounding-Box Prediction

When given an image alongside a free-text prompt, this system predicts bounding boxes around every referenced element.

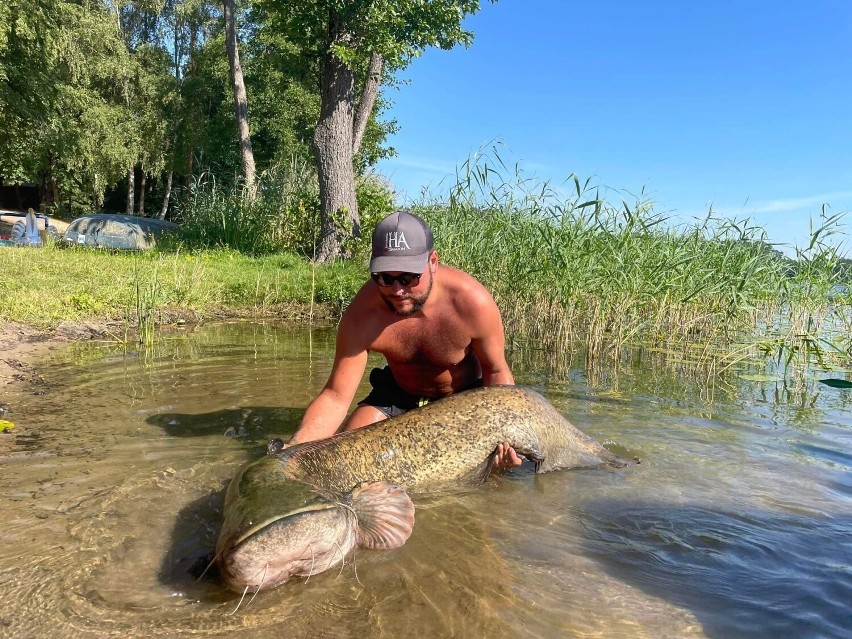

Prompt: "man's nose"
[391,281,407,294]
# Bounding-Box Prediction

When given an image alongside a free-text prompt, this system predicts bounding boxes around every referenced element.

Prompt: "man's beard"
[380,270,433,316]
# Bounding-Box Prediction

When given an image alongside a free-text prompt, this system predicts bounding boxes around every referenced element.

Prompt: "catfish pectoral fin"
[347,481,415,550]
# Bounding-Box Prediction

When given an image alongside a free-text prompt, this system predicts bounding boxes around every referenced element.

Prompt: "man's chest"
[369,316,472,365]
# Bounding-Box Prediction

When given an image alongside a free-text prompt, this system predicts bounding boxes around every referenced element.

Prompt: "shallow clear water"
[1,321,850,638]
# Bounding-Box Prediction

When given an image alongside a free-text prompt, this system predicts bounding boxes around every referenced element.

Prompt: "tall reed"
[414,148,850,371]
[132,255,161,345]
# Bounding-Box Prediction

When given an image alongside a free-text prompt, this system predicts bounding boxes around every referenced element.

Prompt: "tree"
[222,0,256,192]
[263,0,488,262]
[240,2,320,169]
[1,0,399,222]
[0,0,62,187]
[0,0,141,212]
[160,0,216,205]
[111,1,192,216]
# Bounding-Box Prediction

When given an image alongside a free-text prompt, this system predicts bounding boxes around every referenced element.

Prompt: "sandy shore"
[0,321,115,426]
[1,322,65,385]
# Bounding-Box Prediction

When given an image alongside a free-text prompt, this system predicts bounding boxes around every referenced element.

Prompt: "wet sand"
[0,320,117,445]
[1,321,109,387]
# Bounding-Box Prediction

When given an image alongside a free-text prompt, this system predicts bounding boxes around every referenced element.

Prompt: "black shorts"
[358,366,482,418]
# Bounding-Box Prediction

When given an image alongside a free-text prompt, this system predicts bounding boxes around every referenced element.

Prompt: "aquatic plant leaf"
[818,378,852,388]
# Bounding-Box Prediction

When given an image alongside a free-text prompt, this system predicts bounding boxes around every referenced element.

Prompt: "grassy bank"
[0,246,362,330]
[3,154,850,375]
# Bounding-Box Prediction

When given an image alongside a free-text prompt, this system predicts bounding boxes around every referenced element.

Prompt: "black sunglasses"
[371,272,422,287]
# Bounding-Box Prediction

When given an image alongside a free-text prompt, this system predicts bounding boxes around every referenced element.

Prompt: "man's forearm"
[483,367,514,386]
[289,394,348,445]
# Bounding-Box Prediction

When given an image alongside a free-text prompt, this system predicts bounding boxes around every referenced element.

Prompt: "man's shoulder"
[340,282,383,322]
[438,263,487,290]
[438,265,498,312]
[336,288,389,352]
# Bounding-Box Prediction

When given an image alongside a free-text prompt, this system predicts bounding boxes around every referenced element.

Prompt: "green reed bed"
[415,156,850,371]
[2,152,848,369]
[176,161,322,257]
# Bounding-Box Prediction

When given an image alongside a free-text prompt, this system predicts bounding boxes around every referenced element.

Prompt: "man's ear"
[429,250,439,273]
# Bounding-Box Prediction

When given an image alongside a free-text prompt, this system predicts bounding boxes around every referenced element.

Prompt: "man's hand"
[491,442,522,472]
[267,438,288,455]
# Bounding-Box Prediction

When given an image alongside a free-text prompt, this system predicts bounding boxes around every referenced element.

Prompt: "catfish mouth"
[217,504,357,592]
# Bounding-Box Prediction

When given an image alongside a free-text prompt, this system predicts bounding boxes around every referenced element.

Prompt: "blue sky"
[376,0,852,256]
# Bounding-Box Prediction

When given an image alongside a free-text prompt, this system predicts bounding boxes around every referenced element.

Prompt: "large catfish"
[215,385,636,592]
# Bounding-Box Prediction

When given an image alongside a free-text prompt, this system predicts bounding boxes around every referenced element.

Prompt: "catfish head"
[216,471,414,592]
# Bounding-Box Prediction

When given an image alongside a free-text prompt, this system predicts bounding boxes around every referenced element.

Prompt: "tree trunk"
[313,36,360,262]
[186,151,194,189]
[126,168,135,215]
[223,0,256,195]
[186,26,197,188]
[352,52,383,155]
[138,170,147,216]
[39,157,60,211]
[38,173,49,211]
[159,170,173,219]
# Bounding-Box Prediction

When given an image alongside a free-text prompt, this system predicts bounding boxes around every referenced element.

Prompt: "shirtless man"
[287,210,521,469]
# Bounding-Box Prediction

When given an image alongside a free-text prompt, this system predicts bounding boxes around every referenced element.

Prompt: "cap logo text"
[385,231,411,251]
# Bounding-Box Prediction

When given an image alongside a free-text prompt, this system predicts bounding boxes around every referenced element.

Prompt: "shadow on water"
[157,484,230,601]
[145,406,303,441]
[148,405,303,601]
[582,500,852,639]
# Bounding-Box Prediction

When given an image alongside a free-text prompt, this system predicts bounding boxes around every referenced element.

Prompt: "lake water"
[1,321,850,638]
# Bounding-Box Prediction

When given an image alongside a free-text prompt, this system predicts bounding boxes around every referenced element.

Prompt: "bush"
[175,160,321,256]
[174,163,395,260]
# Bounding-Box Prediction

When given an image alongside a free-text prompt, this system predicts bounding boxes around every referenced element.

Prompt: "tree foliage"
[0,0,485,233]
[258,0,488,260]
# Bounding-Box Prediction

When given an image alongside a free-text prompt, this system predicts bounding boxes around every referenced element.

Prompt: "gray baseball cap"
[370,210,435,273]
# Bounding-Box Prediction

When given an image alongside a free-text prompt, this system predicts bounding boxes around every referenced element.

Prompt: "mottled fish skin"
[279,385,632,493]
[216,384,634,591]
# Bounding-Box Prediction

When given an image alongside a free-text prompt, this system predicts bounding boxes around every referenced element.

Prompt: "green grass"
[0,245,363,331]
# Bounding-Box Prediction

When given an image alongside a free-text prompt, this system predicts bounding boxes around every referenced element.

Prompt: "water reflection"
[583,502,852,639]
[0,321,849,638]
